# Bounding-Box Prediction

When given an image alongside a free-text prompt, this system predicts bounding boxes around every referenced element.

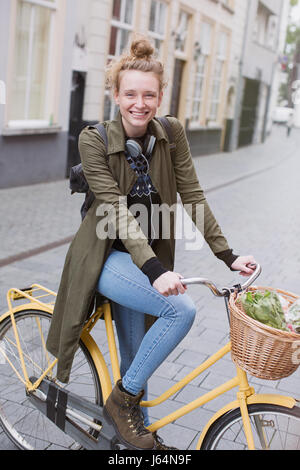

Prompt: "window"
[191,22,212,123]
[109,0,134,57]
[174,10,190,53]
[192,56,206,123]
[209,31,228,122]
[8,0,57,126]
[253,2,277,50]
[148,0,167,57]
[105,0,135,120]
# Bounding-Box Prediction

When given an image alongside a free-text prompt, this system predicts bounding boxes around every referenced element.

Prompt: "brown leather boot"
[152,431,178,450]
[103,380,155,450]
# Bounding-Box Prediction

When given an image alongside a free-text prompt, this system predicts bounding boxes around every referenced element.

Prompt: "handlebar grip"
[181,264,262,297]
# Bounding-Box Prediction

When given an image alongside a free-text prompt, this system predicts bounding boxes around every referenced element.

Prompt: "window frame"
[109,0,135,58]
[6,0,60,131]
[190,20,213,126]
[208,29,230,124]
[105,0,136,121]
[148,0,167,58]
[174,9,190,55]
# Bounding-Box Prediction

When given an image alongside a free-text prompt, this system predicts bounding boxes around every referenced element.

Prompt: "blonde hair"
[106,35,167,93]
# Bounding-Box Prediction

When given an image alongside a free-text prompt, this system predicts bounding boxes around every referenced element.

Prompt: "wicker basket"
[229,286,300,380]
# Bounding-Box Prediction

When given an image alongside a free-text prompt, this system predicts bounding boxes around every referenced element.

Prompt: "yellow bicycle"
[0,264,300,450]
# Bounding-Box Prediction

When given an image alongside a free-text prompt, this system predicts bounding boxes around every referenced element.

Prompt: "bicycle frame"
[0,278,297,451]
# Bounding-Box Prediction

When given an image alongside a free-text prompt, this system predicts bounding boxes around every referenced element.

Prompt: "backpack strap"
[157,116,176,163]
[93,123,108,149]
[92,119,175,162]
[69,123,108,197]
[88,123,108,158]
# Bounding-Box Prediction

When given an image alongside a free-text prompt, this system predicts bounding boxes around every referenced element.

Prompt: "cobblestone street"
[1,124,300,450]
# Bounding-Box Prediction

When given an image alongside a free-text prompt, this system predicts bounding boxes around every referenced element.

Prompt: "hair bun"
[130,38,154,60]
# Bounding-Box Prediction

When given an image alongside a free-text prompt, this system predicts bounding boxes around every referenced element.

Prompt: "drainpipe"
[228,0,252,152]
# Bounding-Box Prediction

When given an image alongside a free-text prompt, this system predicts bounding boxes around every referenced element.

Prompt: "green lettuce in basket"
[239,290,289,332]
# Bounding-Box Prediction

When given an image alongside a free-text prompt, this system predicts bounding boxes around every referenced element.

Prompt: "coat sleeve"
[168,117,231,255]
[79,127,156,269]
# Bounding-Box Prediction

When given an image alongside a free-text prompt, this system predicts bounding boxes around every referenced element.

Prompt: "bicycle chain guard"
[27,377,117,450]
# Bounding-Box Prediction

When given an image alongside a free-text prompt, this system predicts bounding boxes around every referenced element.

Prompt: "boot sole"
[103,406,156,451]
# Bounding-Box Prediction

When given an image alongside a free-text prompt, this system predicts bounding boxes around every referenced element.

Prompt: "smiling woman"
[114,69,163,137]
[47,34,256,452]
[106,37,167,137]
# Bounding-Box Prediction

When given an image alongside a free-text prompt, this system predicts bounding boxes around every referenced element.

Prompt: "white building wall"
[72,0,112,122]
[226,0,249,119]
[71,0,288,147]
[267,0,291,132]
[0,0,12,134]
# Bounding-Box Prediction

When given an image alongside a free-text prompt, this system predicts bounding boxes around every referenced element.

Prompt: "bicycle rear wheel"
[0,309,102,450]
[200,403,300,450]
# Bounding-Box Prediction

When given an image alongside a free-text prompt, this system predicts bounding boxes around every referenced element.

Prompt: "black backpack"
[69,116,176,220]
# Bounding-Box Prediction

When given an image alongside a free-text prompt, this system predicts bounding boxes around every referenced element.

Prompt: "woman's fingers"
[153,272,186,296]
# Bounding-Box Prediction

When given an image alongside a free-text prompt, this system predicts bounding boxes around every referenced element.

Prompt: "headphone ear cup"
[125,139,143,158]
[144,135,156,159]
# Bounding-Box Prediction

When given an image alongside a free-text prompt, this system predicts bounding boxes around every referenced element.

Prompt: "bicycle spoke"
[204,406,300,450]
[0,310,101,450]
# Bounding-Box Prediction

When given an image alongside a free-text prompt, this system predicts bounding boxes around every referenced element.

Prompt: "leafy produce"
[239,290,289,331]
[285,298,300,333]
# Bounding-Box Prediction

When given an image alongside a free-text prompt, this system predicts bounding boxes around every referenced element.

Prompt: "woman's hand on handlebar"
[153,272,187,297]
[231,255,257,277]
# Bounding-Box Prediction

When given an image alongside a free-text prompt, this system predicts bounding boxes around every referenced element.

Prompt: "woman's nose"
[136,95,145,108]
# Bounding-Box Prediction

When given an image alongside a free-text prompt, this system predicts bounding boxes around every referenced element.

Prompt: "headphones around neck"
[125,135,157,245]
[125,135,156,161]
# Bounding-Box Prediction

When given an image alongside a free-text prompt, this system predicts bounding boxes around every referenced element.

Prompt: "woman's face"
[114,70,163,137]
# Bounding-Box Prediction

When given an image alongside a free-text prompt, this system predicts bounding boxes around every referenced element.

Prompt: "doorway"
[66,71,86,177]
[238,78,260,147]
[170,59,185,117]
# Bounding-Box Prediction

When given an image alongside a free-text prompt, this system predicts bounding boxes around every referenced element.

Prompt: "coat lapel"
[107,112,170,198]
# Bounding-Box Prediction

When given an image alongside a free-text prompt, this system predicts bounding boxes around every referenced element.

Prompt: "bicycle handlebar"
[181,263,262,297]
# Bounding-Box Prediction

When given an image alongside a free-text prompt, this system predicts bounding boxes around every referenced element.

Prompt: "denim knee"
[169,296,196,332]
[182,301,196,330]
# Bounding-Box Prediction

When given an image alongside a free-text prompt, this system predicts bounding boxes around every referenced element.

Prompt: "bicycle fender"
[0,302,53,324]
[196,399,240,449]
[247,393,296,409]
[196,394,296,450]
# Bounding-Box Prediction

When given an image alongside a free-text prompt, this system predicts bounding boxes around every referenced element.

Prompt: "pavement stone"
[1,124,300,450]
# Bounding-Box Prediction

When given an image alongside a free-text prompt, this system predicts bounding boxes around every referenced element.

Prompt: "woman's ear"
[114,90,120,106]
[158,90,163,108]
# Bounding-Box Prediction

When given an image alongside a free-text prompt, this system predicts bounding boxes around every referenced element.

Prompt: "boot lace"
[122,401,149,436]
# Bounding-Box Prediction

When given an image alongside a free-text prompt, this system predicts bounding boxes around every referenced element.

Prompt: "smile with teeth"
[130,111,149,117]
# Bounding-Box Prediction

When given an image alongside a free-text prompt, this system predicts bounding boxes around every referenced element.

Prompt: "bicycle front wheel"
[0,309,102,450]
[200,403,300,450]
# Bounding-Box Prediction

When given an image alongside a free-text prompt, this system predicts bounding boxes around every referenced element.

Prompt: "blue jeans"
[97,249,196,425]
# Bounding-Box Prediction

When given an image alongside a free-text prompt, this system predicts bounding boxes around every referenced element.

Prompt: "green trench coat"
[46,112,230,383]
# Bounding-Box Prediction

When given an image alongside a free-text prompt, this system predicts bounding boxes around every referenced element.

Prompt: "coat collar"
[107,111,168,155]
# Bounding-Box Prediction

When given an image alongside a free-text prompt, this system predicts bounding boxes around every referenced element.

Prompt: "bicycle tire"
[0,309,102,450]
[200,403,300,450]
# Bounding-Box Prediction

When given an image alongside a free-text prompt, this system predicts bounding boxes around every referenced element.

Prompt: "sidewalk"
[0,124,297,265]
[1,124,300,450]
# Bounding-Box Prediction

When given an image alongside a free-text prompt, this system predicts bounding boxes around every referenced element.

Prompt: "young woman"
[47,37,256,451]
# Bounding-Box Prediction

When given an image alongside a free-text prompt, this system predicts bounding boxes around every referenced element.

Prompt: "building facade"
[0,0,289,188]
[228,0,290,151]
[69,0,244,169]
[0,0,76,188]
